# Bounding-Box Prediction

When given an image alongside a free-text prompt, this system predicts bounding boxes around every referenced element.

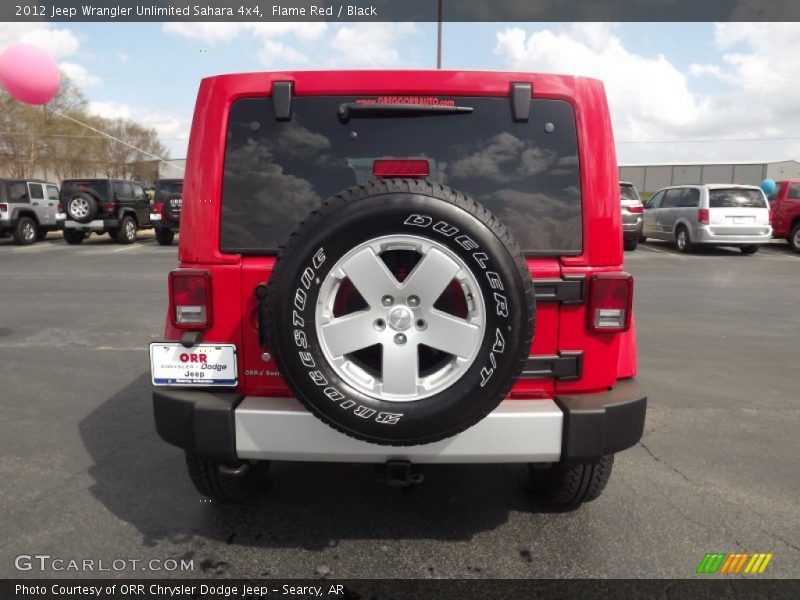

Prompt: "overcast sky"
[1,21,798,165]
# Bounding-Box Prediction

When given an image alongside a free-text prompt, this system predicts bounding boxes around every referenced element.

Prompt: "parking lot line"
[112,243,145,253]
[10,244,61,254]
[638,244,682,257]
[760,247,796,257]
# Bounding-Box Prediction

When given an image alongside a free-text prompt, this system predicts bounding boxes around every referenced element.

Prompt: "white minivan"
[642,184,772,254]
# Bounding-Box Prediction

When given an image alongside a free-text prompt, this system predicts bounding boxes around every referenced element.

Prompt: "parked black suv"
[60,178,152,244]
[151,178,182,246]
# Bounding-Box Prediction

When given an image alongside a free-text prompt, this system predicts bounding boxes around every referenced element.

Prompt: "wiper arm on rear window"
[337,103,473,123]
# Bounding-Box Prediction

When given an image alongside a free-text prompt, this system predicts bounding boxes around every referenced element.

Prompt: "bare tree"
[0,74,169,182]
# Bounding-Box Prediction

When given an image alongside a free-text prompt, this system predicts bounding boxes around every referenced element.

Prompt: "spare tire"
[265,179,534,446]
[66,192,98,224]
[163,193,182,221]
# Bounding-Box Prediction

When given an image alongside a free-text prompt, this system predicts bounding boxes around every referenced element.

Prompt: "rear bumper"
[153,221,179,231]
[151,214,179,230]
[622,215,643,235]
[153,379,646,464]
[693,225,772,245]
[62,218,118,232]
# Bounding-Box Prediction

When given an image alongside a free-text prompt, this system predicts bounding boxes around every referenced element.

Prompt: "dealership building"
[619,160,800,194]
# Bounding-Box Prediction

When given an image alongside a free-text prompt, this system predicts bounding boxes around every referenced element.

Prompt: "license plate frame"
[150,342,238,387]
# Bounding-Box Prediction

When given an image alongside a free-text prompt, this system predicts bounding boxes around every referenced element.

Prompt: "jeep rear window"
[620,184,639,201]
[61,180,109,202]
[709,189,767,208]
[221,96,582,255]
[155,180,183,201]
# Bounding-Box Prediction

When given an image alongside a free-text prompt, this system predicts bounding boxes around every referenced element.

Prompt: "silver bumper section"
[235,397,563,463]
[63,219,116,231]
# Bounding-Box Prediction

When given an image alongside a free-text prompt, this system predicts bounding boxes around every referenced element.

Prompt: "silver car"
[642,184,772,254]
[620,181,644,251]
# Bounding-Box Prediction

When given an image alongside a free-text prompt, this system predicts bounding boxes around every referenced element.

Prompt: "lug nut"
[407,295,420,307]
[382,295,394,307]
[394,333,407,345]
[374,318,386,330]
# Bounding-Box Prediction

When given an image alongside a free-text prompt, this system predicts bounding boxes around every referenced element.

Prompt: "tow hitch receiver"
[385,461,424,487]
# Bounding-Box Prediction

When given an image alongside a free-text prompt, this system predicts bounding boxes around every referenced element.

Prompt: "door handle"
[32,202,39,206]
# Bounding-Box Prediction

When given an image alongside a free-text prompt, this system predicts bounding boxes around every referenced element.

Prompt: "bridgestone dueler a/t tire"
[265,179,535,446]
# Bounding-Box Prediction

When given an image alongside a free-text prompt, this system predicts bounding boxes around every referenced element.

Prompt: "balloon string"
[54,110,185,172]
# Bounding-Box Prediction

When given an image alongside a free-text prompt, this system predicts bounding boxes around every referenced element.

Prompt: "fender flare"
[11,208,39,225]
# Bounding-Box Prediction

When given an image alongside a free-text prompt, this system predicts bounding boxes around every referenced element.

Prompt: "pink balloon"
[0,42,61,105]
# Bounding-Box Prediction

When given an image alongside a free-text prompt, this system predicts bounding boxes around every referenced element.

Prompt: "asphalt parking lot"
[0,233,798,579]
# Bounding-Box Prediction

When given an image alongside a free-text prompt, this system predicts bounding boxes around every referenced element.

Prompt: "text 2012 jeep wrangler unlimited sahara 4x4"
[150,71,646,508]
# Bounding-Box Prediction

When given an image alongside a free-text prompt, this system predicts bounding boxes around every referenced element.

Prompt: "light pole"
[437,0,443,69]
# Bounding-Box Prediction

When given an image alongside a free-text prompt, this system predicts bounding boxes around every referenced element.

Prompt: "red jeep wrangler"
[150,71,646,508]
[767,180,800,252]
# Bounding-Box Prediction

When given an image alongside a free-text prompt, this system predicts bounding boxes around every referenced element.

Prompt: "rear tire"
[675,226,693,253]
[13,217,37,245]
[790,223,800,253]
[740,245,759,255]
[155,228,175,246]
[63,229,85,245]
[185,452,269,502]
[115,216,137,244]
[530,455,614,509]
[623,235,638,251]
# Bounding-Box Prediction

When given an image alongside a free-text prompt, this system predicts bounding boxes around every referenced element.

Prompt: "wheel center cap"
[388,306,412,331]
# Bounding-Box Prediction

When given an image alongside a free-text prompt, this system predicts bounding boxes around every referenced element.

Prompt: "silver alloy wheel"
[677,229,687,250]
[69,197,90,219]
[793,228,800,250]
[125,219,136,241]
[22,221,35,242]
[315,234,486,402]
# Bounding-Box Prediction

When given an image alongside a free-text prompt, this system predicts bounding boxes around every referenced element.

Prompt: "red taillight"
[587,272,633,332]
[169,269,212,329]
[153,202,164,215]
[104,201,116,214]
[0,203,7,212]
[373,159,430,178]
[698,208,709,224]
[57,202,63,213]
[628,204,643,214]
